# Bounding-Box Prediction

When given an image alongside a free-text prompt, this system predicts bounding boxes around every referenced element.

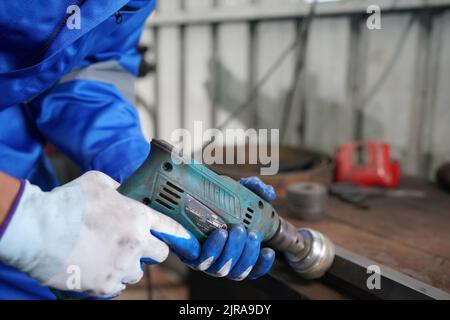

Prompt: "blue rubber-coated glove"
[163,176,276,281]
[239,176,277,202]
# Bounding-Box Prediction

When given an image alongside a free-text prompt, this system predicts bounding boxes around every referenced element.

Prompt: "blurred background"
[135,0,450,181]
[49,0,450,299]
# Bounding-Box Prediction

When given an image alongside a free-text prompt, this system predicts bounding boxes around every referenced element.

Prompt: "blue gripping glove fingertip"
[205,225,247,275]
[151,230,201,261]
[247,248,276,280]
[182,228,228,270]
[240,177,276,202]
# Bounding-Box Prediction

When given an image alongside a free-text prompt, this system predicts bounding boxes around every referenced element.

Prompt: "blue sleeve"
[25,4,155,183]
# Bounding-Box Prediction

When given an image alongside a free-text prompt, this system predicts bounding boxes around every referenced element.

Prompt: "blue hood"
[0,0,153,109]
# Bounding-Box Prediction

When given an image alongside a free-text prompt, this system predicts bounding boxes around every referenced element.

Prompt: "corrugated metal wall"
[136,0,450,179]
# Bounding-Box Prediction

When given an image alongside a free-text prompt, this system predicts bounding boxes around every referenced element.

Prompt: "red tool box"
[335,141,400,188]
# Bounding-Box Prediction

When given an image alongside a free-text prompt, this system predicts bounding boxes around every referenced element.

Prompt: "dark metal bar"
[268,245,450,300]
[179,0,186,129]
[210,0,221,128]
[153,27,160,138]
[326,246,450,300]
[248,21,259,129]
[294,19,306,146]
[210,27,219,128]
[423,11,444,178]
[211,25,219,128]
[347,14,368,141]
[409,10,442,178]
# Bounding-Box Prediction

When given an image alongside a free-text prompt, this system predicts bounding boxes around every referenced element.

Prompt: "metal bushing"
[285,228,335,280]
[286,182,328,221]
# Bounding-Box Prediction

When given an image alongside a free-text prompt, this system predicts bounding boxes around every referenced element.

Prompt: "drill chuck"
[268,217,335,279]
[268,218,305,254]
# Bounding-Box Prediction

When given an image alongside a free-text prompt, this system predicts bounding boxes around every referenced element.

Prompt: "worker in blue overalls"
[0,1,276,299]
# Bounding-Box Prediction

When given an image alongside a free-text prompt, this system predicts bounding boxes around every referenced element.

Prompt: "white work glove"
[0,171,199,298]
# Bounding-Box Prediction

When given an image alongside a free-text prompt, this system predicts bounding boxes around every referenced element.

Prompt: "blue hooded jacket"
[0,0,156,299]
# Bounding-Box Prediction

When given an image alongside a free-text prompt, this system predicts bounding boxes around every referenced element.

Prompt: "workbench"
[188,177,450,300]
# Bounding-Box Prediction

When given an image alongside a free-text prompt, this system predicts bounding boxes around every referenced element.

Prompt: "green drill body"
[119,139,280,243]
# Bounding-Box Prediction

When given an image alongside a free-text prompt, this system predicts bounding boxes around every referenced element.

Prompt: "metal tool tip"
[285,228,335,280]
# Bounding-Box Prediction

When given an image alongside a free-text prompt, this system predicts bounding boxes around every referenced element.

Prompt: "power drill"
[119,139,335,279]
